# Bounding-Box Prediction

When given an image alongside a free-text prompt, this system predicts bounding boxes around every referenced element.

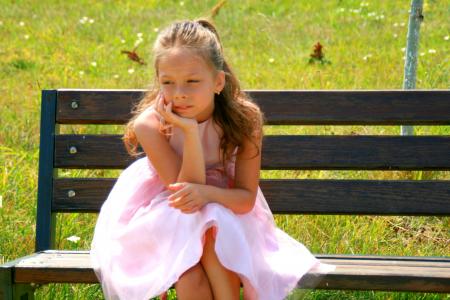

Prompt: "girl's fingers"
[169,191,192,207]
[182,206,198,214]
[171,197,193,209]
[156,93,162,108]
[156,96,164,116]
[166,101,173,112]
[168,184,190,201]
[157,96,175,123]
[158,93,167,114]
[181,203,199,214]
[160,124,172,131]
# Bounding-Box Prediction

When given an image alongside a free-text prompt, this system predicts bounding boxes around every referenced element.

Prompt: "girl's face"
[157,48,225,123]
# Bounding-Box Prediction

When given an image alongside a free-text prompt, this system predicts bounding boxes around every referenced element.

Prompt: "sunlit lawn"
[1,0,449,299]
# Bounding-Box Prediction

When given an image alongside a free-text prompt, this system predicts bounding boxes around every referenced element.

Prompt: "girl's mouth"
[174,105,193,111]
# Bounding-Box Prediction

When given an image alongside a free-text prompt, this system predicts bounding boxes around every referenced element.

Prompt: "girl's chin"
[173,111,196,119]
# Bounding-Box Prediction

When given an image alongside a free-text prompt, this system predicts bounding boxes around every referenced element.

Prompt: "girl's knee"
[203,226,217,247]
[175,263,212,298]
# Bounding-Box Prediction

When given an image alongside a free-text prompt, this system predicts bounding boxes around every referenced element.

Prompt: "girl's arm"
[134,102,205,186]
[203,133,262,214]
[168,133,262,214]
[177,125,206,184]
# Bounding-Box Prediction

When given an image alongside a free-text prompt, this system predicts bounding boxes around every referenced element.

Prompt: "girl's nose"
[174,86,187,100]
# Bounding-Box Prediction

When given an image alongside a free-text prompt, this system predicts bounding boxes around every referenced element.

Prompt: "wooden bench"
[1,89,449,299]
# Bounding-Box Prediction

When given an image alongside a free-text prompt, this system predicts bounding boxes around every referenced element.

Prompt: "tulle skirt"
[90,157,335,300]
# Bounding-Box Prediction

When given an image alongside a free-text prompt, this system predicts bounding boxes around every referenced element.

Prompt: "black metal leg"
[13,284,36,300]
[0,266,13,300]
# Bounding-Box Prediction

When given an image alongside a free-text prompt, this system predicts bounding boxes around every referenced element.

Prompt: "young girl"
[90,19,335,300]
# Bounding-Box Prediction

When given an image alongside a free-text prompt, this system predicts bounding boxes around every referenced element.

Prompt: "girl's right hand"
[155,92,198,132]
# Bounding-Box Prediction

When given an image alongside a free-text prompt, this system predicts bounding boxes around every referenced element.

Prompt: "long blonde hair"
[123,18,264,168]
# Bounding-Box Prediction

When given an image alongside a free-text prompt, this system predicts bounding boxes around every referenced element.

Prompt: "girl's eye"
[188,80,200,83]
[162,81,172,85]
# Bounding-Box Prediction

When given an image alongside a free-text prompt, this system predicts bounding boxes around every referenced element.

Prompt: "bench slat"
[12,251,450,292]
[54,135,450,170]
[52,178,450,215]
[56,89,450,125]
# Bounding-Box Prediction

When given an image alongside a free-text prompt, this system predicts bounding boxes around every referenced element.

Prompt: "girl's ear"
[215,70,226,93]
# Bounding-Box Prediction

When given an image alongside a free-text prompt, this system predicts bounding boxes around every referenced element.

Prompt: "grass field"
[0,0,449,299]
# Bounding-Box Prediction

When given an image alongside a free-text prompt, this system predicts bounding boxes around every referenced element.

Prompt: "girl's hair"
[123,18,264,169]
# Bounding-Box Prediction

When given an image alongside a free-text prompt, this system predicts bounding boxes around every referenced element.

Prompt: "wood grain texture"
[56,89,450,125]
[53,178,450,215]
[54,135,450,170]
[12,251,450,292]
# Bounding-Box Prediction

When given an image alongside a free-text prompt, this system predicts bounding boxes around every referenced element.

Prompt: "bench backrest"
[36,89,450,251]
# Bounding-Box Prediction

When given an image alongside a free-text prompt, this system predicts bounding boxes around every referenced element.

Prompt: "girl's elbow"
[246,197,257,213]
[236,192,257,214]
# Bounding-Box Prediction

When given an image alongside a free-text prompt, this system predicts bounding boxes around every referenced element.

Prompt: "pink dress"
[90,110,335,300]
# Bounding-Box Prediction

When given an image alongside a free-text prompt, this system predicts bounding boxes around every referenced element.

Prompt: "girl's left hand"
[156,92,198,132]
[167,183,209,214]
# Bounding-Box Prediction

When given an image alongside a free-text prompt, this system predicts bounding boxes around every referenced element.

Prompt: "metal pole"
[401,0,424,136]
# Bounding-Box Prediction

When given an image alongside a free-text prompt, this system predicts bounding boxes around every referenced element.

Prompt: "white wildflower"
[401,47,406,52]
[24,34,29,39]
[393,22,398,27]
[91,61,97,67]
[79,16,88,24]
[114,74,120,79]
[154,27,159,32]
[19,21,25,26]
[400,22,405,27]
[268,58,275,63]
[134,39,143,47]
[428,49,436,54]
[444,36,449,41]
[337,8,345,13]
[360,2,369,7]
[79,71,84,76]
[363,54,372,61]
[420,52,425,56]
[0,195,2,208]
[180,1,184,6]
[0,21,3,26]
[393,33,398,38]
[89,18,94,24]
[120,38,126,43]
[128,68,135,74]
[67,235,80,243]
[137,32,143,38]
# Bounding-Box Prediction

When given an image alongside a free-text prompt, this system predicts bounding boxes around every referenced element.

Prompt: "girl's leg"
[200,227,241,300]
[174,262,213,300]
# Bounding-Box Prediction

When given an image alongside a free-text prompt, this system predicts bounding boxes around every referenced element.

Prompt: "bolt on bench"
[1,89,449,299]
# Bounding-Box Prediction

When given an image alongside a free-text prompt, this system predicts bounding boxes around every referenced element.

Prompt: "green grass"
[1,0,449,299]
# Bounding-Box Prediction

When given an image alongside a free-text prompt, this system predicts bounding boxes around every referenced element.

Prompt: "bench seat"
[4,250,450,292]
